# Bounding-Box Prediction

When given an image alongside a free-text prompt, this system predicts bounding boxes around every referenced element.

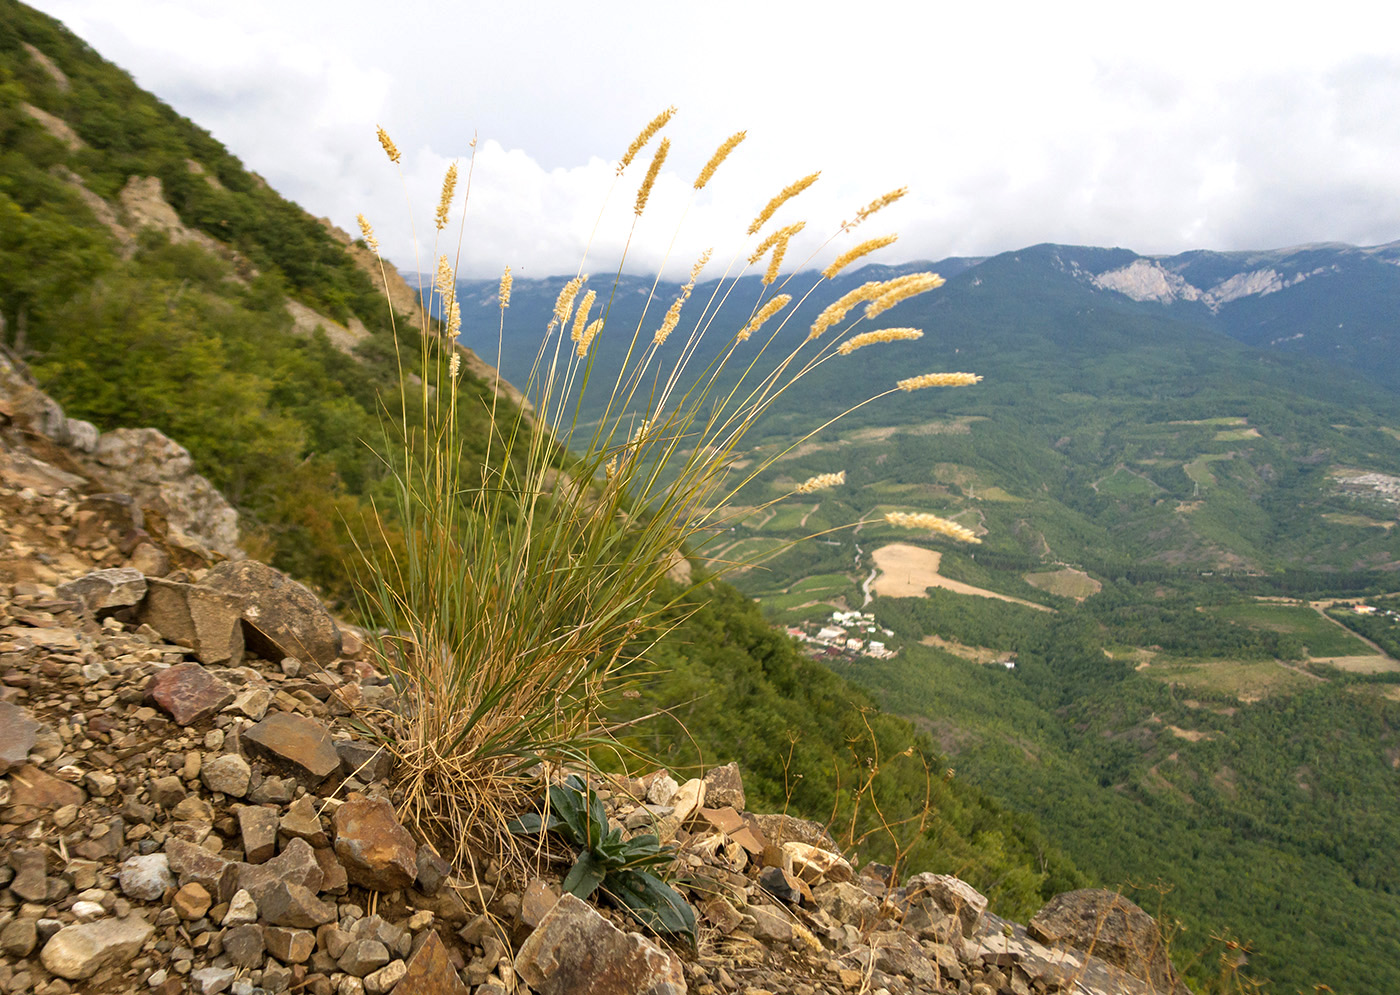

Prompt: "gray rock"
[513,893,685,995]
[236,837,323,904]
[164,838,239,903]
[201,754,251,797]
[702,762,746,811]
[906,872,988,936]
[222,889,259,927]
[0,702,41,774]
[140,578,245,665]
[149,774,187,809]
[190,965,238,995]
[340,938,392,977]
[221,923,265,969]
[242,712,340,787]
[201,559,342,666]
[56,568,147,616]
[39,915,154,980]
[363,959,408,994]
[8,847,48,903]
[118,853,174,901]
[1028,889,1189,995]
[336,740,392,782]
[237,805,279,864]
[258,881,337,928]
[279,794,329,847]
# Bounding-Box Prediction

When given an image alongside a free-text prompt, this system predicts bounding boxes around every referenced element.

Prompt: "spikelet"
[571,289,597,343]
[634,138,670,217]
[447,301,462,338]
[808,281,886,339]
[845,186,907,228]
[576,318,602,358]
[795,471,846,494]
[864,272,945,318]
[448,352,461,380]
[823,234,898,280]
[748,222,805,265]
[747,172,820,236]
[618,106,676,174]
[837,328,923,355]
[498,266,512,309]
[694,130,746,190]
[884,511,980,543]
[435,162,459,231]
[896,372,982,390]
[604,455,618,481]
[376,126,401,164]
[552,276,586,327]
[356,214,379,253]
[737,294,791,342]
[655,249,711,345]
[434,255,455,298]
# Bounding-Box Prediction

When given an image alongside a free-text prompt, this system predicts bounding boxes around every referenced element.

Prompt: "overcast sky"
[28,0,1400,279]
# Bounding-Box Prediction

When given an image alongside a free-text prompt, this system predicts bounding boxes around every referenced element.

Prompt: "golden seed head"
[837,328,923,356]
[845,186,907,228]
[552,276,586,327]
[376,126,401,164]
[795,471,846,494]
[435,161,459,231]
[823,234,899,280]
[498,266,512,309]
[604,455,618,480]
[748,222,805,266]
[809,281,886,339]
[896,371,982,390]
[690,248,712,283]
[634,137,670,217]
[747,172,820,236]
[694,130,747,190]
[576,318,603,357]
[434,254,455,298]
[355,213,379,253]
[618,106,677,174]
[448,352,461,379]
[738,294,791,342]
[883,510,980,543]
[864,272,945,319]
[571,289,597,343]
[655,249,710,346]
[447,301,461,338]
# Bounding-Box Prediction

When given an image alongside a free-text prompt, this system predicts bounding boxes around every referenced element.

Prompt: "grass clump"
[352,111,980,878]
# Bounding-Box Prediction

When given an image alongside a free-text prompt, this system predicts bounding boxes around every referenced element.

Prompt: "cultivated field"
[869,544,1050,609]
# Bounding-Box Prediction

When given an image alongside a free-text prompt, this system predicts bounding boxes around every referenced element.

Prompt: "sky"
[28,0,1400,279]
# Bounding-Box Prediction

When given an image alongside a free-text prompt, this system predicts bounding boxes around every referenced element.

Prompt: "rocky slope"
[0,355,1190,995]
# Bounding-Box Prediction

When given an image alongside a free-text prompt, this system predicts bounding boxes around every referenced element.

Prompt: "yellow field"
[1023,568,1101,599]
[869,544,1051,610]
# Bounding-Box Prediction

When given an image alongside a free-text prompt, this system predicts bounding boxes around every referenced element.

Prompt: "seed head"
[634,137,670,217]
[435,162,459,231]
[694,130,746,191]
[654,249,710,346]
[823,234,899,280]
[747,172,820,236]
[576,318,603,358]
[896,372,981,390]
[864,272,945,319]
[552,276,587,327]
[618,106,676,174]
[447,301,461,338]
[376,126,401,164]
[884,511,980,543]
[571,289,597,343]
[737,294,791,342]
[844,186,907,228]
[809,281,886,339]
[795,471,846,494]
[498,266,512,309]
[434,255,455,298]
[448,352,461,379]
[837,328,923,355]
[356,214,379,253]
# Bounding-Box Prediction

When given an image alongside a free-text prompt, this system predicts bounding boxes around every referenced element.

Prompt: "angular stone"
[10,847,49,902]
[671,778,705,824]
[171,794,214,823]
[190,965,237,995]
[520,877,561,929]
[0,702,42,774]
[264,926,315,964]
[119,853,175,901]
[149,774,187,809]
[365,959,408,994]
[340,938,392,976]
[750,812,838,850]
[0,916,38,958]
[236,837,323,904]
[702,762,746,811]
[4,763,85,824]
[280,794,329,847]
[336,740,392,783]
[249,773,297,804]
[260,881,337,928]
[139,578,244,665]
[201,560,342,666]
[812,881,881,931]
[242,712,341,787]
[56,568,147,616]
[747,904,792,944]
[333,795,417,892]
[223,922,266,968]
[173,882,212,920]
[414,844,451,897]
[147,663,236,726]
[40,915,154,980]
[164,838,240,903]
[758,865,803,905]
[313,845,348,895]
[201,753,251,797]
[513,893,685,995]
[222,889,259,926]
[783,841,854,884]
[227,685,271,721]
[906,872,988,937]
[1028,889,1186,994]
[645,772,678,806]
[128,541,171,577]
[236,805,279,864]
[393,931,468,995]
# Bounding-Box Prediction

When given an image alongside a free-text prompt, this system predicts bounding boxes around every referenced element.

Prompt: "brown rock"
[238,805,279,864]
[201,560,342,666]
[783,841,854,885]
[1028,889,1188,995]
[280,794,330,847]
[4,763,85,824]
[0,702,42,774]
[223,923,266,968]
[165,837,240,903]
[260,881,338,928]
[242,712,341,787]
[333,795,418,891]
[39,915,155,980]
[520,878,561,929]
[265,926,316,964]
[702,762,746,810]
[393,931,468,995]
[236,837,324,904]
[147,663,236,726]
[139,578,244,665]
[513,893,685,995]
[750,812,838,850]
[812,881,881,931]
[173,882,212,920]
[313,845,348,895]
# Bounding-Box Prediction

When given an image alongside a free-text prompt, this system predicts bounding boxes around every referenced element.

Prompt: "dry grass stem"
[809,281,888,339]
[552,275,586,328]
[576,317,603,357]
[694,130,746,190]
[747,172,820,235]
[837,328,923,355]
[823,234,898,279]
